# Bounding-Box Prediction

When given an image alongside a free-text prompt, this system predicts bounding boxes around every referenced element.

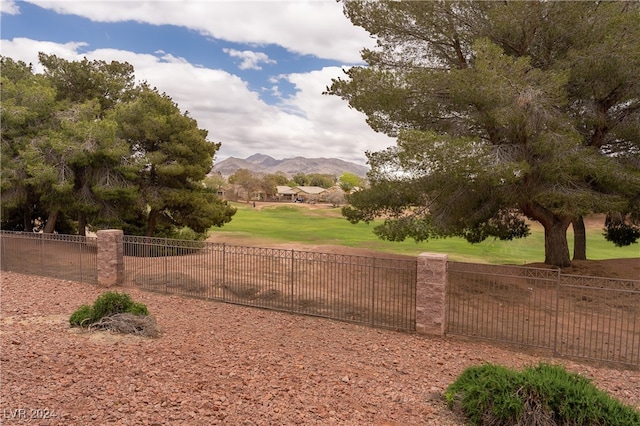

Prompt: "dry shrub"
[89,313,160,338]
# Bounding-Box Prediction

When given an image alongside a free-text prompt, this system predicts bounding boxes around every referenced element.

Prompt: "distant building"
[275,186,328,203]
[275,186,298,201]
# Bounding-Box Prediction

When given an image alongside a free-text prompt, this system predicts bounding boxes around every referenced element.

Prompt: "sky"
[0,0,397,166]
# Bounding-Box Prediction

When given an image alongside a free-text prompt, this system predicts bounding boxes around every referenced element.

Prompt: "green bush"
[92,291,135,319]
[69,304,94,326]
[128,302,149,316]
[445,363,640,426]
[70,291,149,327]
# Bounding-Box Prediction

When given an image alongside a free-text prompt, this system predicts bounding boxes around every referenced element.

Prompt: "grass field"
[209,202,640,264]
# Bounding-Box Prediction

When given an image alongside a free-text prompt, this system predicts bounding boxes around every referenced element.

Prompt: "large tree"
[0,55,139,234]
[0,58,57,231]
[36,54,138,235]
[228,168,262,202]
[328,1,640,267]
[1,55,235,238]
[547,2,640,258]
[110,84,235,237]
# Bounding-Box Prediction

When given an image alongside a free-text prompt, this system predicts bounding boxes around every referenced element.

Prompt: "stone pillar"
[97,230,124,288]
[415,253,448,336]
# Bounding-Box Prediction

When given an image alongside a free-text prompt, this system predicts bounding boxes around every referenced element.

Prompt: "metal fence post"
[222,243,227,302]
[163,239,168,293]
[39,233,45,276]
[79,239,84,283]
[290,249,295,312]
[553,268,561,356]
[371,257,376,327]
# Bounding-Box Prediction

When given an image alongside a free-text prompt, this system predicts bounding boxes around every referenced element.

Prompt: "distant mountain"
[211,154,369,178]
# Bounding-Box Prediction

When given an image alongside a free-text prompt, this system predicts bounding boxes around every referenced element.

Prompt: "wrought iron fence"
[557,275,640,365]
[123,236,417,331]
[3,229,637,366]
[0,230,97,284]
[447,261,640,366]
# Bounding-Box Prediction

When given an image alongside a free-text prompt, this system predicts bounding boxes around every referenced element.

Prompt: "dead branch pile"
[88,313,161,338]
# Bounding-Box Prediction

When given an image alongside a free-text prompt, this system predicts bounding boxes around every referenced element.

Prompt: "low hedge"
[445,363,640,425]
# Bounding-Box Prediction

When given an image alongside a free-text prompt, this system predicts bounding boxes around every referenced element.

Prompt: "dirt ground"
[2,272,639,426]
[212,204,640,280]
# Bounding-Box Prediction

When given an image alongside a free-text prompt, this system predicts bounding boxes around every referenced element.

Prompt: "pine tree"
[328,1,640,267]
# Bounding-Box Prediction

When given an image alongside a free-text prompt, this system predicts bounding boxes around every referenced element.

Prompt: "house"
[295,186,329,203]
[275,185,298,201]
[275,186,329,202]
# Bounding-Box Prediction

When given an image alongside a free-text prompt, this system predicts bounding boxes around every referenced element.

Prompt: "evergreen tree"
[0,58,56,231]
[328,1,640,267]
[1,55,235,238]
[26,54,138,234]
[110,84,235,236]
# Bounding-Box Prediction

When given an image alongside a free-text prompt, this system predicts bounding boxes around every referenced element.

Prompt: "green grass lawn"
[210,202,640,264]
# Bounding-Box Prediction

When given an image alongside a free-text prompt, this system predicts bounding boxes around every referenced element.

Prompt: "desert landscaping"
[2,268,639,425]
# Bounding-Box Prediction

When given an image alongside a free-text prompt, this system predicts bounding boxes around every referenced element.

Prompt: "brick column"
[415,253,448,336]
[97,230,124,288]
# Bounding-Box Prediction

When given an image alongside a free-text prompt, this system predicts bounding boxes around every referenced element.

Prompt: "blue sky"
[0,0,396,165]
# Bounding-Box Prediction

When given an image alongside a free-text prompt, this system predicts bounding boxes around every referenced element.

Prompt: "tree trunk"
[521,202,572,268]
[544,219,572,267]
[146,209,159,237]
[42,210,59,233]
[572,216,587,260]
[77,212,87,236]
[23,210,33,232]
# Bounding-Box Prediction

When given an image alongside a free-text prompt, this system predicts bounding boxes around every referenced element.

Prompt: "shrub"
[69,304,94,326]
[445,363,640,426]
[128,302,149,316]
[70,291,150,327]
[91,291,139,320]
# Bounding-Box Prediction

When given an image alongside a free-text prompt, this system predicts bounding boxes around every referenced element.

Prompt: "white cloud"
[24,0,374,63]
[279,67,394,161]
[1,38,394,165]
[0,0,19,15]
[223,48,276,70]
[0,37,89,72]
[266,85,281,98]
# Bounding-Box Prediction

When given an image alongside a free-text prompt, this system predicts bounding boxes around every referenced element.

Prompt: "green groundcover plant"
[445,363,640,425]
[70,291,149,327]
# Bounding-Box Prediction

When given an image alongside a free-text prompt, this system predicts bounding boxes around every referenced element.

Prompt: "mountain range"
[211,154,369,178]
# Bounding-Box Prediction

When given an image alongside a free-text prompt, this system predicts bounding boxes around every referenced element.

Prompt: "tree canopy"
[328,1,640,267]
[338,172,364,193]
[1,55,236,238]
[228,168,263,203]
[291,172,336,188]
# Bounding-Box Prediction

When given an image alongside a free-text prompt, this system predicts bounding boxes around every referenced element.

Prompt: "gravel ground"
[1,271,639,425]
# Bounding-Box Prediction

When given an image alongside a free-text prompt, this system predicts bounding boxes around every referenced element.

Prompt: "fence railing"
[2,230,638,367]
[123,235,417,331]
[0,230,97,284]
[447,261,640,366]
[557,274,640,365]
